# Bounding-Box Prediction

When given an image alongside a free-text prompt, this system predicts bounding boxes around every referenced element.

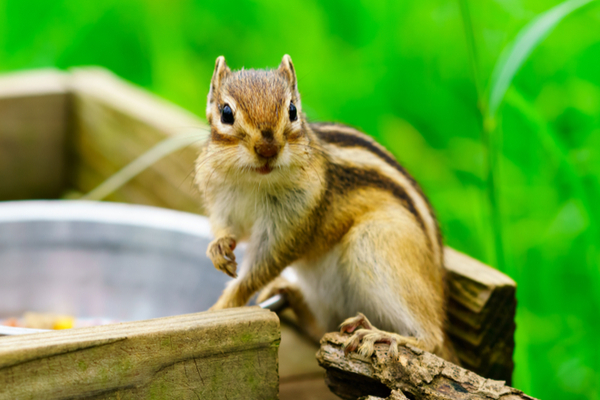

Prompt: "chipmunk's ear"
[208,56,231,105]
[278,54,298,94]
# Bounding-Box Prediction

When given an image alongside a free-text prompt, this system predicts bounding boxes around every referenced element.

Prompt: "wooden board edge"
[0,69,69,99]
[444,247,515,287]
[68,67,208,138]
[0,307,279,370]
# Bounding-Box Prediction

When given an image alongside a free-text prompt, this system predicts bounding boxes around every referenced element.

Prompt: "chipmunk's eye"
[221,104,234,125]
[289,102,298,122]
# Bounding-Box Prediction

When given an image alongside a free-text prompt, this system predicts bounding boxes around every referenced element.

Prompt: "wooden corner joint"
[316,332,537,400]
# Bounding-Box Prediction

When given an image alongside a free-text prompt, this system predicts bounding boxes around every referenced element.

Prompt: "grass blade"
[81,132,206,201]
[488,0,597,117]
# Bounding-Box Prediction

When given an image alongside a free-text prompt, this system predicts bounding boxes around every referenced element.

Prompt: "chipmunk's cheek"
[233,149,254,170]
[268,148,287,169]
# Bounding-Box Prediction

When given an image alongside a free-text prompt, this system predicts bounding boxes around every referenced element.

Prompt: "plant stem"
[458,0,506,271]
[458,0,483,102]
[484,116,506,272]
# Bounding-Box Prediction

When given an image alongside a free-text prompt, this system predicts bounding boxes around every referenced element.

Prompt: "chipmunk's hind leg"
[336,209,446,360]
[257,276,326,342]
[340,313,425,360]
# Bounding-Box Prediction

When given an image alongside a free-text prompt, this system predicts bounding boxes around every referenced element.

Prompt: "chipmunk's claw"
[357,331,401,359]
[343,328,370,355]
[341,313,420,361]
[207,236,237,278]
[339,312,373,334]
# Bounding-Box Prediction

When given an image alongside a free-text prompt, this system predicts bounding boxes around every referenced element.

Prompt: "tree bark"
[317,332,536,400]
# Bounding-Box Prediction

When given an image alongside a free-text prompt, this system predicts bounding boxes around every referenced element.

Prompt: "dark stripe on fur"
[312,123,442,251]
[312,123,418,185]
[326,162,426,233]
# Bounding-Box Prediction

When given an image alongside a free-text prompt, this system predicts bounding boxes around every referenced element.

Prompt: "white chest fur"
[291,244,421,337]
[208,173,315,240]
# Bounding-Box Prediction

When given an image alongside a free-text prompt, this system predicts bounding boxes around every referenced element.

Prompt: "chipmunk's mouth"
[254,163,273,175]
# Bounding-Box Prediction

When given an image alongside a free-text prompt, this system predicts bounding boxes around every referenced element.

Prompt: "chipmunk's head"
[205,55,311,178]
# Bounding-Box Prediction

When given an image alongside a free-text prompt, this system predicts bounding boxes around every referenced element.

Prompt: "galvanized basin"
[0,200,237,332]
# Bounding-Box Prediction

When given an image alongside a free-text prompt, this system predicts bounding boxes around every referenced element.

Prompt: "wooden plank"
[0,69,70,200]
[75,162,167,207]
[68,68,207,214]
[280,377,339,400]
[0,307,280,400]
[316,332,535,400]
[73,135,193,210]
[0,69,67,98]
[444,247,516,383]
[279,319,339,399]
[279,319,324,380]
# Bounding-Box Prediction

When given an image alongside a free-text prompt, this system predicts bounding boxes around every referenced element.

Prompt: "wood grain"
[0,69,70,200]
[0,307,280,400]
[444,248,516,383]
[68,68,207,213]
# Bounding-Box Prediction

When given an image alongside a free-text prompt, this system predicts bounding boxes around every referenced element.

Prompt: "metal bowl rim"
[0,200,212,238]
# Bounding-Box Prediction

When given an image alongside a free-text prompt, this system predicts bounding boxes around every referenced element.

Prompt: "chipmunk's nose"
[254,129,280,159]
[254,140,280,159]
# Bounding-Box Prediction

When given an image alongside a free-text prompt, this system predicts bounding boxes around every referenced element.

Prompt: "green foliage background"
[1,0,598,398]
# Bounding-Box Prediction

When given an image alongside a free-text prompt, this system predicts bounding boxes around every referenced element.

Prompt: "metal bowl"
[0,200,238,334]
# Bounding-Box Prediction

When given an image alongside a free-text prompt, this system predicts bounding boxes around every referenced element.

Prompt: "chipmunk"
[195,55,457,362]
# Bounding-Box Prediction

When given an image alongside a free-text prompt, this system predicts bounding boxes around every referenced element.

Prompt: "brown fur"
[312,122,443,264]
[195,55,456,362]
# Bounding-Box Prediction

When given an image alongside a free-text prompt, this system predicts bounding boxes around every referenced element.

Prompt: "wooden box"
[0,68,516,399]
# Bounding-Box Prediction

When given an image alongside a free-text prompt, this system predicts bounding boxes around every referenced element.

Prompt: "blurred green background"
[1,0,598,398]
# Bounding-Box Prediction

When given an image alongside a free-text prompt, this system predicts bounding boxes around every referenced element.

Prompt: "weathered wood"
[0,69,70,200]
[444,248,516,383]
[0,307,280,400]
[279,319,339,399]
[317,332,534,400]
[359,391,409,400]
[68,67,207,213]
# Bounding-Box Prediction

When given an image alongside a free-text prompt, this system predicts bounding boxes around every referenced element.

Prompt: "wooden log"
[443,248,516,383]
[68,67,207,214]
[0,69,70,200]
[359,391,409,400]
[0,307,280,400]
[316,332,535,400]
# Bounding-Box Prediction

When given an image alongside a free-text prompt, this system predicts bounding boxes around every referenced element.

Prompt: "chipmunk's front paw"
[340,313,423,361]
[207,236,237,278]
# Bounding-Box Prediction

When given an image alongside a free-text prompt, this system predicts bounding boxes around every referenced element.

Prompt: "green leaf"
[487,0,598,117]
